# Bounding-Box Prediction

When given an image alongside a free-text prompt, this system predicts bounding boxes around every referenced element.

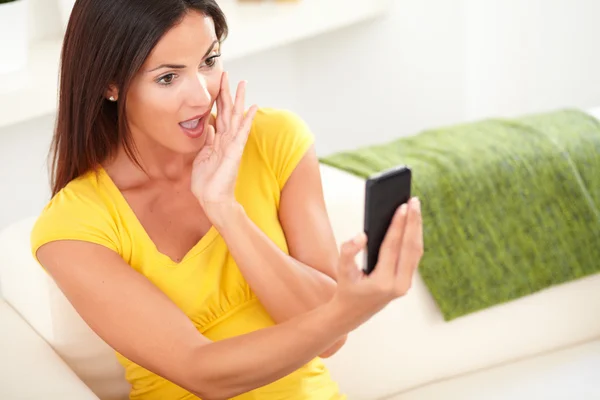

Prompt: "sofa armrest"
[319,163,367,244]
[0,300,99,399]
[0,217,130,400]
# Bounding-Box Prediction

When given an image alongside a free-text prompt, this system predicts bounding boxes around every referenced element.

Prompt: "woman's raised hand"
[191,72,258,221]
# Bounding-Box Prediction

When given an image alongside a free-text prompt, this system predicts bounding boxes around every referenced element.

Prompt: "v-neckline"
[97,166,219,266]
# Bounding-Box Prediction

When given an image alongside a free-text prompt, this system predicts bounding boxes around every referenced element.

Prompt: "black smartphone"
[363,165,412,274]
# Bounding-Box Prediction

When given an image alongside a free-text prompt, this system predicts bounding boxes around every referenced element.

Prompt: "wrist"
[205,200,245,232]
[320,297,355,335]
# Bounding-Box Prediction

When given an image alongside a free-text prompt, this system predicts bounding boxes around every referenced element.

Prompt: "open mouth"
[180,118,201,130]
[178,113,208,139]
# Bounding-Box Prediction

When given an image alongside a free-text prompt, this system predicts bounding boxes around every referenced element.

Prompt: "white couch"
[1,109,600,399]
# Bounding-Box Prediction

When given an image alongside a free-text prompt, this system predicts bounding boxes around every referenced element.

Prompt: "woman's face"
[125,11,222,155]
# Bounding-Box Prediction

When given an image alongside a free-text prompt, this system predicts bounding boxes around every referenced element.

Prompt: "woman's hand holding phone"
[329,197,423,330]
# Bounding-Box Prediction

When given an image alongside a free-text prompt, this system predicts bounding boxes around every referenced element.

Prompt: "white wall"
[2,0,600,231]
[0,115,55,229]
[293,0,467,154]
[227,0,468,156]
[464,0,600,119]
[27,0,62,42]
[227,45,301,116]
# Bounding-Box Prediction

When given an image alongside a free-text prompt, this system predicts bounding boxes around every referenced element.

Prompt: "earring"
[109,96,116,102]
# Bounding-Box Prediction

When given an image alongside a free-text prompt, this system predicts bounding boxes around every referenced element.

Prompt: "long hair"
[50,0,228,196]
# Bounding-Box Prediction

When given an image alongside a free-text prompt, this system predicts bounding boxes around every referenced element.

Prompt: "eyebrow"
[148,40,219,73]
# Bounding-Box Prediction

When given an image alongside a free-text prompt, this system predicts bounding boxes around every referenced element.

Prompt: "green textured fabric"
[320,109,600,321]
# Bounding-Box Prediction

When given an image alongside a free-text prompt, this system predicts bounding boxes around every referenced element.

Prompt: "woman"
[31,0,423,399]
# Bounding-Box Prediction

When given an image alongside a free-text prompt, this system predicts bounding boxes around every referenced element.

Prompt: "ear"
[105,84,119,102]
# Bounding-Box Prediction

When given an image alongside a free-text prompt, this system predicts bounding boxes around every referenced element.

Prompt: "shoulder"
[247,108,315,189]
[250,107,312,135]
[30,169,121,262]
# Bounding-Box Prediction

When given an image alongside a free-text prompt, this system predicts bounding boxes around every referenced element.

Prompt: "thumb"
[338,233,367,282]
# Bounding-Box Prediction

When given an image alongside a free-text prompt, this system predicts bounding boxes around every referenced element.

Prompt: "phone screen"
[363,166,412,274]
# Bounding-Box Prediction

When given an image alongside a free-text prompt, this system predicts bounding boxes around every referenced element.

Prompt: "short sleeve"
[250,108,315,190]
[30,183,121,264]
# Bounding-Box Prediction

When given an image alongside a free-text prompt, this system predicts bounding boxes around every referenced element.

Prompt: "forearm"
[189,301,350,399]
[214,204,337,323]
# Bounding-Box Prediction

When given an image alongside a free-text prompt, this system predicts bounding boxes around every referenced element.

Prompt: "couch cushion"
[385,339,600,400]
[0,300,99,399]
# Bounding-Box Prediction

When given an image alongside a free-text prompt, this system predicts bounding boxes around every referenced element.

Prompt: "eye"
[203,54,221,68]
[157,73,177,86]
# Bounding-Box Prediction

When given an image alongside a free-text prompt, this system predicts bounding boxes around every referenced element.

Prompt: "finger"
[395,198,424,293]
[371,202,409,280]
[204,123,216,147]
[192,125,216,167]
[234,104,259,150]
[216,81,225,131]
[231,80,247,133]
[338,233,367,282]
[218,71,232,131]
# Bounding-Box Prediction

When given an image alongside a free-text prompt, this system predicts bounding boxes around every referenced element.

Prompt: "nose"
[186,73,212,108]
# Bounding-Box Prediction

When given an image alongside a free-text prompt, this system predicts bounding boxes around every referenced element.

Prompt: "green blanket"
[320,109,600,321]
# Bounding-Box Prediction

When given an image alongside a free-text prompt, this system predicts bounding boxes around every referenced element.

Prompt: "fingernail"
[353,232,366,245]
[400,203,408,215]
[413,197,421,210]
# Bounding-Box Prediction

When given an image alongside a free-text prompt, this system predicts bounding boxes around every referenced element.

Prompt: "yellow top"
[30,108,344,400]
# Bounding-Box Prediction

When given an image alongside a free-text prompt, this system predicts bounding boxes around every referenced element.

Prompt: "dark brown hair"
[50,0,228,196]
